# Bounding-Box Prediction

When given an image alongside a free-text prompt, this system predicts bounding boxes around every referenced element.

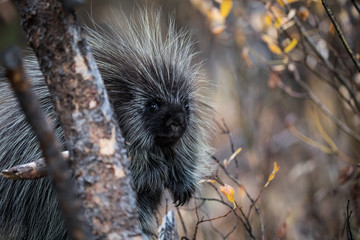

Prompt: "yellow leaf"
[220,0,233,18]
[264,14,272,27]
[268,43,283,55]
[284,38,298,53]
[277,0,285,7]
[220,184,235,203]
[264,162,280,187]
[274,16,283,28]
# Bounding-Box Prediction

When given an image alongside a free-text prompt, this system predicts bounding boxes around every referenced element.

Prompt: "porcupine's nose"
[155,109,188,146]
[166,112,185,129]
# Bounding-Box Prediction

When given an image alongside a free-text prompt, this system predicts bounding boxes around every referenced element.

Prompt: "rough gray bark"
[11,0,141,238]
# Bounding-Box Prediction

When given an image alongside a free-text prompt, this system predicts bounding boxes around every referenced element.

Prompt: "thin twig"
[176,208,188,239]
[351,0,360,14]
[238,205,253,235]
[215,119,239,168]
[198,209,233,224]
[346,200,354,240]
[223,224,237,239]
[321,0,360,72]
[276,79,307,99]
[193,199,201,240]
[207,214,237,240]
[257,205,265,240]
[196,197,256,239]
[247,189,265,219]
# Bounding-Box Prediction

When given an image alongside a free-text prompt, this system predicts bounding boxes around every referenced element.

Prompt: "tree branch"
[322,0,360,72]
[351,0,360,14]
[12,0,141,238]
[289,63,360,143]
[1,151,69,180]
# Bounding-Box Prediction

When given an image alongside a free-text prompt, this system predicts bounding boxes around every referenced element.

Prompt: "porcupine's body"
[0,10,213,239]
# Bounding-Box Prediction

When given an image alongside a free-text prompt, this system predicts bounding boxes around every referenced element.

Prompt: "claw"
[170,182,195,207]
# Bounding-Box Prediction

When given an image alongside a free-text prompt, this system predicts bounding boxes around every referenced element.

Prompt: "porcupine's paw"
[168,180,196,207]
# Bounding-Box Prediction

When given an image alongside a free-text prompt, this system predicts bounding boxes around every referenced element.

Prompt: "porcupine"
[0,9,213,239]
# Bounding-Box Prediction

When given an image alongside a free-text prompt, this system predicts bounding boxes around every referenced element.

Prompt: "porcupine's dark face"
[143,97,190,147]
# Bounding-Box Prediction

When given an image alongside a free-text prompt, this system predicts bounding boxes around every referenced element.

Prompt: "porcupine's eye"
[146,99,162,113]
[183,98,190,111]
[150,103,159,112]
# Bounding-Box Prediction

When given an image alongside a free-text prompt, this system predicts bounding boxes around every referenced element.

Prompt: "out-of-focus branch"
[282,2,360,112]
[322,0,360,72]
[289,63,360,143]
[176,208,188,239]
[1,151,69,180]
[303,59,358,113]
[351,0,360,14]
[2,46,90,240]
[265,0,359,113]
[346,200,354,240]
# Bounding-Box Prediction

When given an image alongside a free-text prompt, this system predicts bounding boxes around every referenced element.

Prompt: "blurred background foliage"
[1,0,360,239]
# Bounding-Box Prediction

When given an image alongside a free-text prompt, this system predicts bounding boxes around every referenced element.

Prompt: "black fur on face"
[143,97,190,147]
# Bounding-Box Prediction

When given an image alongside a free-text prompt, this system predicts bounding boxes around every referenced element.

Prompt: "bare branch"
[288,63,360,143]
[322,0,360,72]
[1,151,69,180]
[288,6,360,112]
[351,0,360,14]
[176,208,188,239]
[346,200,354,240]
